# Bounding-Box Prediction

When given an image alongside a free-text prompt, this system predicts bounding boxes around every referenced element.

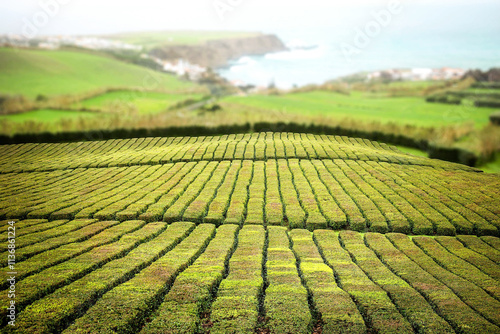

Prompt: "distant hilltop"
[149,34,287,68]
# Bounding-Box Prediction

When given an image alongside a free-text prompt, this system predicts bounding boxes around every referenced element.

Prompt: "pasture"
[74,91,205,115]
[223,91,496,128]
[0,48,198,98]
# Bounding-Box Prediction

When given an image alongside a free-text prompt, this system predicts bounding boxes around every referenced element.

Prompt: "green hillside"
[0,48,197,98]
[0,109,101,123]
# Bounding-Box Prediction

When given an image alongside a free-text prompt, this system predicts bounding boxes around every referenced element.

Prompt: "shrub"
[471,82,500,89]
[426,94,461,105]
[490,111,500,126]
[475,99,500,108]
[0,94,34,114]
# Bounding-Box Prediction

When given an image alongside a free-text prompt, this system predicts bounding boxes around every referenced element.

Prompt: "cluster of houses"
[0,34,141,51]
[366,67,466,82]
[151,57,207,81]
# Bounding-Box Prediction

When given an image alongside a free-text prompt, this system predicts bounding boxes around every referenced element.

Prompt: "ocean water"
[217,30,500,89]
[216,4,500,89]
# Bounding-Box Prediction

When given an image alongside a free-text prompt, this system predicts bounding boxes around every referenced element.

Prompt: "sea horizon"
[217,27,500,89]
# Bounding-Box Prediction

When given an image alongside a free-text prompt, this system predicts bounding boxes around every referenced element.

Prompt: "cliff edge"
[149,34,287,68]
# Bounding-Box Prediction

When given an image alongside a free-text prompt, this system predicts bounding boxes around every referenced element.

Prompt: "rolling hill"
[0,47,198,98]
[1,133,496,232]
[1,133,499,333]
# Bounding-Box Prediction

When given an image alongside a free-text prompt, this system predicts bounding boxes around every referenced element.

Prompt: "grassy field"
[481,154,500,174]
[1,133,499,333]
[395,145,429,157]
[0,48,198,98]
[0,109,101,123]
[223,91,496,128]
[106,30,261,49]
[75,91,205,114]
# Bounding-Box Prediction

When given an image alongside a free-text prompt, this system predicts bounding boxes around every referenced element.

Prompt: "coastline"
[148,34,287,69]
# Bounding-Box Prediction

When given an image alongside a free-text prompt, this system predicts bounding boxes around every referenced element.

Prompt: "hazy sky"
[1,0,499,37]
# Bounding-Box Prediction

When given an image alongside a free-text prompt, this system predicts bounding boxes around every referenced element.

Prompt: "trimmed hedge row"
[210,225,265,333]
[313,230,412,333]
[412,236,500,300]
[0,220,104,266]
[182,161,231,223]
[203,160,242,224]
[0,132,498,235]
[312,160,366,230]
[263,226,312,333]
[326,160,385,231]
[265,160,284,225]
[224,161,253,224]
[163,162,219,222]
[288,159,328,230]
[359,161,434,234]
[482,236,500,251]
[426,94,462,105]
[388,233,500,327]
[366,233,495,333]
[382,163,468,235]
[7,222,194,333]
[3,223,500,333]
[410,165,500,231]
[0,222,166,325]
[456,235,500,264]
[475,99,500,108]
[138,162,203,222]
[289,229,365,333]
[0,221,138,284]
[48,167,148,220]
[340,230,452,333]
[435,236,500,280]
[1,159,498,235]
[244,161,266,225]
[62,224,216,333]
[369,162,459,234]
[277,159,306,228]
[341,160,410,233]
[300,160,347,229]
[0,220,87,252]
[140,224,238,334]
[0,219,65,240]
[0,132,476,174]
[115,164,180,220]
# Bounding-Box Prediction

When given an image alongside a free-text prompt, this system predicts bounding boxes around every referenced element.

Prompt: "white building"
[162,59,206,80]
